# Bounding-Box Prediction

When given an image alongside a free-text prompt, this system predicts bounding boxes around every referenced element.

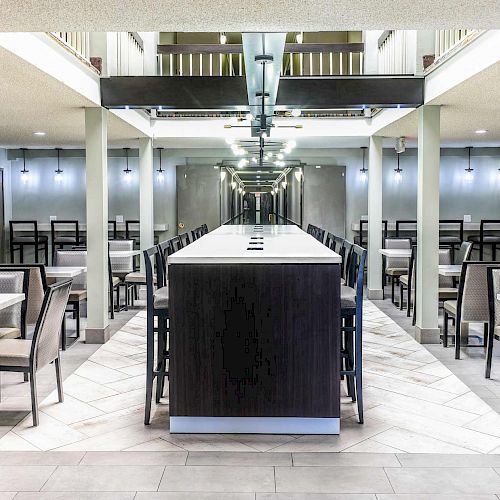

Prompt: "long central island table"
[167,224,342,434]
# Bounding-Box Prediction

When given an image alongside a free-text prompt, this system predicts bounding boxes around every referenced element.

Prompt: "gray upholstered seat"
[69,289,87,301]
[439,288,458,300]
[386,267,408,276]
[112,276,121,287]
[125,272,157,284]
[53,236,78,243]
[12,235,48,243]
[0,338,31,366]
[444,300,457,315]
[153,287,169,309]
[400,275,409,286]
[340,285,356,308]
[0,327,21,340]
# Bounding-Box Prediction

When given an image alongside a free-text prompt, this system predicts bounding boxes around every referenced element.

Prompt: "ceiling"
[378,61,500,146]
[1,0,499,31]
[0,46,147,148]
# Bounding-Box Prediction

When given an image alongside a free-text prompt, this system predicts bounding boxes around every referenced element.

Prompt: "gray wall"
[176,164,221,234]
[4,146,500,243]
[303,165,346,237]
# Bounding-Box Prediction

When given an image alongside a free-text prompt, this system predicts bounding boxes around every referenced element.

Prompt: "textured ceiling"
[1,0,500,31]
[0,46,146,148]
[377,61,500,146]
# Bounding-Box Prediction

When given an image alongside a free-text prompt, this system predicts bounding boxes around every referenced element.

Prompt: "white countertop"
[45,267,87,278]
[169,225,341,264]
[0,293,25,311]
[379,248,412,258]
[438,265,462,277]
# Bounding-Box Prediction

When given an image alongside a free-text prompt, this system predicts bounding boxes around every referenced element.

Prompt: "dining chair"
[469,220,500,261]
[395,220,417,244]
[438,247,458,302]
[108,220,118,240]
[125,220,140,246]
[399,245,416,318]
[109,239,136,310]
[332,235,344,254]
[9,221,49,265]
[54,249,87,349]
[51,220,81,264]
[340,243,367,424]
[179,233,191,247]
[0,270,29,341]
[325,232,335,249]
[382,237,411,303]
[443,261,500,359]
[455,241,473,265]
[143,245,169,425]
[439,219,464,259]
[0,280,71,426]
[201,224,208,235]
[357,219,389,248]
[486,267,500,378]
[171,235,183,252]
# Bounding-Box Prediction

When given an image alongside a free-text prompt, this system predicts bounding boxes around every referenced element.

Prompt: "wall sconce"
[123,147,132,182]
[360,146,368,182]
[20,148,29,183]
[394,152,403,183]
[54,148,63,182]
[156,147,165,183]
[464,146,474,182]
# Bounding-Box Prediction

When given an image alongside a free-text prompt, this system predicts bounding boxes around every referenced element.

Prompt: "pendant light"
[464,146,474,181]
[360,146,368,182]
[156,147,165,182]
[20,148,29,182]
[394,152,403,183]
[123,147,132,181]
[54,148,63,182]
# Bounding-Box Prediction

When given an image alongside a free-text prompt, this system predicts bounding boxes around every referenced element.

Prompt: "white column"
[85,107,110,343]
[415,105,441,343]
[367,135,383,299]
[139,137,154,273]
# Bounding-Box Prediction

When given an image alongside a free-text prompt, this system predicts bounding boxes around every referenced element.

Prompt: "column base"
[85,325,111,344]
[367,288,384,300]
[415,326,441,344]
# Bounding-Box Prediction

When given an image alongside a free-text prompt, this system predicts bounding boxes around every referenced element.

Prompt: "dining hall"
[1,6,500,497]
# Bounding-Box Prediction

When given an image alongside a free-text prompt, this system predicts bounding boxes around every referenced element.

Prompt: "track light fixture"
[54,148,63,182]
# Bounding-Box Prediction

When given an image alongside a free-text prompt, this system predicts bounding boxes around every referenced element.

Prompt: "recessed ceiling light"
[33,132,45,136]
[475,129,488,134]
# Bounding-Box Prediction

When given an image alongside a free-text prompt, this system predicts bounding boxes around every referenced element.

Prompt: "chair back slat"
[458,262,500,322]
[0,270,29,334]
[31,280,71,369]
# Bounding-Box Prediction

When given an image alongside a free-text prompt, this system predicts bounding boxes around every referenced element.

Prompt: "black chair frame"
[9,221,48,265]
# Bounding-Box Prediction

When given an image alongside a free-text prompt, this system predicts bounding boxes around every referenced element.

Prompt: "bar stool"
[143,244,170,425]
[51,220,81,264]
[9,221,48,265]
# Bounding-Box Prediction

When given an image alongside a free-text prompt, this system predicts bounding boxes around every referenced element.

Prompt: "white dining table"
[109,250,141,258]
[45,267,87,278]
[438,265,462,277]
[0,293,25,311]
[378,248,412,258]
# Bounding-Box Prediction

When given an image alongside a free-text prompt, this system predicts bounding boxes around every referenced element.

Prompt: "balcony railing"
[433,29,480,64]
[49,32,91,63]
[157,42,364,77]
[113,32,145,76]
[378,30,413,75]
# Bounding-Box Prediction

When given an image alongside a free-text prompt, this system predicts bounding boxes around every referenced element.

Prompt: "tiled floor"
[2,298,500,496]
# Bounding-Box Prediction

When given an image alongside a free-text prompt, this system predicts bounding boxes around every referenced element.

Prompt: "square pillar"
[415,105,441,343]
[85,107,110,343]
[367,136,383,299]
[139,138,154,273]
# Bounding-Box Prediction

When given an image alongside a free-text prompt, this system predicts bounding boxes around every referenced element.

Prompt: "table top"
[109,250,141,258]
[379,248,412,258]
[0,293,25,311]
[45,266,87,278]
[169,225,342,264]
[438,265,462,277]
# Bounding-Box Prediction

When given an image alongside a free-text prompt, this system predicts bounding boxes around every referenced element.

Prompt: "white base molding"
[367,288,384,300]
[85,325,111,344]
[170,417,340,434]
[415,326,441,344]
